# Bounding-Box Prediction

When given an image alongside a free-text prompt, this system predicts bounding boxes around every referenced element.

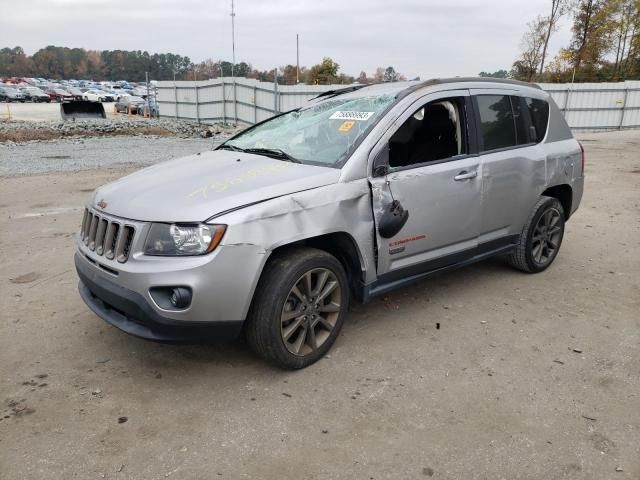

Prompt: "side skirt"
[362,235,518,302]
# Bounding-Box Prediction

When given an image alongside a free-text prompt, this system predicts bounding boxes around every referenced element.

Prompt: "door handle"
[454,170,477,181]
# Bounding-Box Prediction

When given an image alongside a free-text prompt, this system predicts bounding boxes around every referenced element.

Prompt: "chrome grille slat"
[88,215,99,250]
[103,222,118,260]
[115,225,134,263]
[80,209,89,241]
[79,209,135,263]
[95,219,108,255]
[83,210,93,244]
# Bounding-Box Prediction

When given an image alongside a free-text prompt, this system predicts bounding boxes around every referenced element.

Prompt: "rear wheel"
[509,196,565,273]
[245,248,350,369]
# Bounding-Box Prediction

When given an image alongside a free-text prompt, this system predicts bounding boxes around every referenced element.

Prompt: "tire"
[508,196,565,273]
[99,97,103,102]
[245,247,350,369]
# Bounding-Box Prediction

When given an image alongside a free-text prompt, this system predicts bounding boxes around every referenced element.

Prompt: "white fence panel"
[157,78,640,131]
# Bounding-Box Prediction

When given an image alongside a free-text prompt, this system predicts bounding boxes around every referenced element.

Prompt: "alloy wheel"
[531,207,562,266]
[280,268,342,356]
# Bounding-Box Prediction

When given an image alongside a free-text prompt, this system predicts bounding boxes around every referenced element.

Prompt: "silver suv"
[75,78,584,368]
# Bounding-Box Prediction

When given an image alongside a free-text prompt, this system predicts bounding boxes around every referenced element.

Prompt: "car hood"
[90,150,341,222]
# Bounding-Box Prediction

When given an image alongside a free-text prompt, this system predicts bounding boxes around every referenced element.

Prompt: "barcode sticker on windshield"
[329,111,375,121]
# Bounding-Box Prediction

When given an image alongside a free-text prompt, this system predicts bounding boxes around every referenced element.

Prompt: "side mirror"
[372,145,390,177]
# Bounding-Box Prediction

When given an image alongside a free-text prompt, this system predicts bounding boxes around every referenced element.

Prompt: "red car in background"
[45,88,74,102]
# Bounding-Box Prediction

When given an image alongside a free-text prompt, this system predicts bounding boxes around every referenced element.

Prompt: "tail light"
[579,142,585,176]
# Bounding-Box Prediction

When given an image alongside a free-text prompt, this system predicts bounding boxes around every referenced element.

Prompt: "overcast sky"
[2,0,573,78]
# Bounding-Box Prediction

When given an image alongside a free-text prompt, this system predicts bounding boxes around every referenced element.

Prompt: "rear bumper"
[75,253,243,342]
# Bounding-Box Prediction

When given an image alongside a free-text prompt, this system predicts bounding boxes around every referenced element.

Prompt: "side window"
[389,97,467,168]
[476,95,516,151]
[525,97,549,143]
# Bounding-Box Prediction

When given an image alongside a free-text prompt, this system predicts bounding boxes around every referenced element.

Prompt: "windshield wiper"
[244,148,302,163]
[218,144,246,152]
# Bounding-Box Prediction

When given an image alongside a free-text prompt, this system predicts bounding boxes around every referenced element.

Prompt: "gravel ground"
[0,136,220,176]
[0,130,639,479]
[0,103,243,143]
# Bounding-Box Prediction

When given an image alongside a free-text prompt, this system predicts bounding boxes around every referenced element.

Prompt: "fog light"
[169,287,192,309]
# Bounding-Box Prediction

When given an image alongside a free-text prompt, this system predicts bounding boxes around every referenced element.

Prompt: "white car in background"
[83,89,114,102]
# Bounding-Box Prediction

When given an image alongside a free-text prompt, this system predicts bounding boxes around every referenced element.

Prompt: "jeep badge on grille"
[97,199,107,209]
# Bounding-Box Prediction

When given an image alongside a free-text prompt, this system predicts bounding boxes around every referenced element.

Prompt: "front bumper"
[75,253,244,342]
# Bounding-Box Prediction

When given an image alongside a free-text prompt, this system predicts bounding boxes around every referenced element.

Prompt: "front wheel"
[508,196,565,273]
[245,248,350,369]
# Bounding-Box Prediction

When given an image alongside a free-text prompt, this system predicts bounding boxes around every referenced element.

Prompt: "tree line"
[0,46,192,81]
[511,0,640,82]
[1,46,411,86]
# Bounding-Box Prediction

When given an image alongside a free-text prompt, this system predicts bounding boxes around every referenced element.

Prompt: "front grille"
[80,208,135,263]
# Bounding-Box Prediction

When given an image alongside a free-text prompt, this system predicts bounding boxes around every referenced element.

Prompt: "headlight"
[144,223,226,256]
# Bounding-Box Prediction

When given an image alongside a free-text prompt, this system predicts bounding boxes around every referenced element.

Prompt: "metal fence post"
[253,85,257,124]
[233,77,238,124]
[563,85,571,114]
[194,80,200,124]
[273,68,279,114]
[618,86,629,130]
[222,78,226,124]
[174,82,178,119]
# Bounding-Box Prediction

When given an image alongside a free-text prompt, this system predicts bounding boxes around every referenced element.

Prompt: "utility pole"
[230,0,236,79]
[296,33,300,84]
[145,71,150,117]
[230,0,237,124]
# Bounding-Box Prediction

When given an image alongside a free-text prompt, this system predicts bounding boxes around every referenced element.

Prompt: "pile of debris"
[0,117,242,143]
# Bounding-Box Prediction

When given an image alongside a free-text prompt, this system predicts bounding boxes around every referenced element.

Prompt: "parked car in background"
[0,86,26,102]
[83,89,114,102]
[45,88,74,102]
[19,86,51,102]
[115,95,145,113]
[66,87,84,100]
[137,99,160,117]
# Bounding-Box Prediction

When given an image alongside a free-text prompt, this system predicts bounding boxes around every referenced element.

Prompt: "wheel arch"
[268,232,367,302]
[542,184,573,219]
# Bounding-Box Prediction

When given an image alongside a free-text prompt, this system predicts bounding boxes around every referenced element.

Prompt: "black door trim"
[363,234,519,302]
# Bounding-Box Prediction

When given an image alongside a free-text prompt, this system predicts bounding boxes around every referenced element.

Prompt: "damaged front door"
[369,90,482,281]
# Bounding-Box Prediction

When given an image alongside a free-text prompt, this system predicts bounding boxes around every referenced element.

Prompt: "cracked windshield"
[223,94,395,165]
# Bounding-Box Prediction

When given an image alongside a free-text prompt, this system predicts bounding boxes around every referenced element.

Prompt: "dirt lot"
[0,131,639,479]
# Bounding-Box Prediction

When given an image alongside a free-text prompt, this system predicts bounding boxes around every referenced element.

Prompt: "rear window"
[525,98,549,143]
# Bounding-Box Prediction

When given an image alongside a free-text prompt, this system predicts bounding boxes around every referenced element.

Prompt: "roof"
[313,77,541,102]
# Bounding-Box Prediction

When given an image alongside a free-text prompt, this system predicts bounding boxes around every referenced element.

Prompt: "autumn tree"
[610,0,640,78]
[568,0,615,76]
[307,57,340,84]
[512,16,548,81]
[0,46,33,76]
[539,0,571,74]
